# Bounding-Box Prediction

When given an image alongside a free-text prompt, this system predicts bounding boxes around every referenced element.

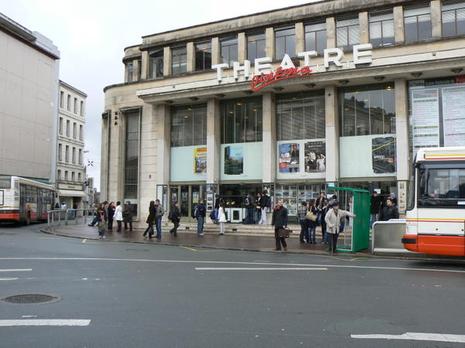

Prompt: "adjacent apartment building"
[56,80,87,208]
[101,0,465,223]
[0,12,60,182]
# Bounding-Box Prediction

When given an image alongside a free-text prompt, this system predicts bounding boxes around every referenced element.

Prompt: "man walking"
[194,200,207,236]
[259,190,270,225]
[272,200,288,251]
[154,199,164,240]
[169,202,180,237]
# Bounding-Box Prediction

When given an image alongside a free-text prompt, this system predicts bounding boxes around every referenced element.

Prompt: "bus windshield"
[0,176,11,189]
[418,164,465,208]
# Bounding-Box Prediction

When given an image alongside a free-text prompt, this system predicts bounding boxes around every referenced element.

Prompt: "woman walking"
[324,201,356,254]
[271,200,288,251]
[218,202,227,235]
[114,201,123,232]
[143,201,156,239]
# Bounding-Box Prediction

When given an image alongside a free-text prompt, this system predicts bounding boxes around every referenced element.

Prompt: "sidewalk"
[41,223,360,256]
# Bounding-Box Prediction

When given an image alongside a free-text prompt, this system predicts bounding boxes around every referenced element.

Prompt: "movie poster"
[224,145,243,175]
[304,141,326,173]
[372,137,396,174]
[279,143,300,173]
[193,147,207,174]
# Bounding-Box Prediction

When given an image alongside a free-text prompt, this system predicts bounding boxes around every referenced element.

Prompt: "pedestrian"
[97,204,106,239]
[324,201,356,254]
[154,199,164,240]
[194,200,206,236]
[123,201,133,232]
[244,193,255,224]
[169,202,180,237]
[107,202,115,231]
[297,201,308,243]
[271,200,289,251]
[370,191,382,228]
[306,199,318,244]
[88,202,100,227]
[255,192,262,224]
[316,192,328,243]
[378,198,399,221]
[218,201,227,235]
[143,200,156,238]
[114,201,123,232]
[258,190,270,225]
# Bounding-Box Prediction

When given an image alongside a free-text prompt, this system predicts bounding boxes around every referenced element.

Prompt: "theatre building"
[101,0,465,223]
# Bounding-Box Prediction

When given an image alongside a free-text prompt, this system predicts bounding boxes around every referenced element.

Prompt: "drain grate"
[2,294,60,304]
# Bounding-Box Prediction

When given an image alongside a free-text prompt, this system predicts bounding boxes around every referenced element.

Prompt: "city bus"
[402,147,465,256]
[0,176,56,224]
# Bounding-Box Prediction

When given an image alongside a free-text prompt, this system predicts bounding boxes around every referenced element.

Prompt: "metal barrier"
[47,208,95,228]
[371,219,410,254]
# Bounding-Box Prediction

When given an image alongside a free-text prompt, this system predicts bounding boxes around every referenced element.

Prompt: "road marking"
[195,267,328,271]
[182,246,197,252]
[21,315,37,319]
[0,269,32,272]
[0,278,18,281]
[81,239,87,243]
[0,257,464,274]
[351,332,465,343]
[0,319,91,327]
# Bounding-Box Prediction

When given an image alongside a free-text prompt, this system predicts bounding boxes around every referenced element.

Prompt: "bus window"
[0,176,11,189]
[418,167,465,208]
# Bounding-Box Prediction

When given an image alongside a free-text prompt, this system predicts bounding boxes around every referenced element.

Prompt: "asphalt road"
[1,224,465,348]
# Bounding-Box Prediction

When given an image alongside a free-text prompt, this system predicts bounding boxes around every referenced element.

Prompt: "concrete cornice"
[59,80,88,98]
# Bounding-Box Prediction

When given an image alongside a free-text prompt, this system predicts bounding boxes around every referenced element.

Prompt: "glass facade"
[276,92,325,141]
[195,41,211,71]
[149,49,164,79]
[220,37,238,67]
[124,110,140,199]
[247,32,266,62]
[275,27,296,59]
[221,98,262,144]
[171,105,207,147]
[304,22,327,55]
[336,17,360,51]
[442,1,465,38]
[369,10,395,47]
[404,5,432,43]
[340,84,396,137]
[171,46,187,75]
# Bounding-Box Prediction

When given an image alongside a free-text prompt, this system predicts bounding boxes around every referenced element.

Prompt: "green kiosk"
[327,187,370,253]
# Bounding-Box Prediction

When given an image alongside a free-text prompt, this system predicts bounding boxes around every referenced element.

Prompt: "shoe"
[283,247,288,252]
[219,232,224,235]
[274,248,281,251]
[300,240,305,244]
[199,233,205,237]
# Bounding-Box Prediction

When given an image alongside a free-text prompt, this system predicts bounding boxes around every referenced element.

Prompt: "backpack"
[209,208,218,221]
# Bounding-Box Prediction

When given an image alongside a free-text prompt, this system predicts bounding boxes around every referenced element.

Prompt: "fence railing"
[47,208,96,228]
[371,219,409,254]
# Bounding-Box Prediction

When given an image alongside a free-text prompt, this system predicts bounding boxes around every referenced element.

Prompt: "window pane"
[305,31,316,52]
[316,30,327,54]
[221,38,237,66]
[370,21,382,40]
[221,98,262,144]
[124,111,139,199]
[337,27,348,47]
[418,14,432,41]
[275,36,286,59]
[286,35,296,57]
[404,16,418,43]
[382,20,395,43]
[348,25,360,45]
[195,42,211,71]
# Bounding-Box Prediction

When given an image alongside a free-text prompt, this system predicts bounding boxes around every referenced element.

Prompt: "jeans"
[274,227,287,250]
[320,220,327,243]
[107,218,113,230]
[308,224,316,243]
[259,208,267,224]
[170,220,179,236]
[155,217,162,239]
[124,221,133,231]
[143,223,154,237]
[116,220,122,232]
[299,220,308,242]
[197,216,205,235]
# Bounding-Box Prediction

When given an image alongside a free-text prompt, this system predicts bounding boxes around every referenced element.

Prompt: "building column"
[108,109,125,203]
[431,0,442,39]
[295,22,305,56]
[163,46,171,76]
[133,59,140,81]
[154,104,171,187]
[393,6,405,44]
[187,42,195,72]
[325,86,339,184]
[100,111,110,201]
[141,51,149,80]
[265,27,275,59]
[262,93,276,184]
[326,17,336,49]
[206,98,220,185]
[395,79,409,213]
[359,12,369,44]
[212,37,220,65]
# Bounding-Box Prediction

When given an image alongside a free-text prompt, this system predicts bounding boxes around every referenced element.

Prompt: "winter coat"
[114,205,123,221]
[107,206,115,221]
[379,205,399,221]
[271,206,288,228]
[169,206,180,222]
[146,206,156,224]
[218,207,227,223]
[155,205,164,218]
[325,208,355,234]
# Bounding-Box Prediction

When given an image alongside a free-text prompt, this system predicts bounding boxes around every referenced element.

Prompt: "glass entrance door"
[169,184,206,220]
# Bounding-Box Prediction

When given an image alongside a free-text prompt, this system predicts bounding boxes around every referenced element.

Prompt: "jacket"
[107,206,115,221]
[271,206,288,228]
[169,206,180,222]
[146,206,156,224]
[379,205,399,221]
[114,205,123,221]
[218,207,227,223]
[155,205,164,218]
[325,208,354,234]
[195,204,206,218]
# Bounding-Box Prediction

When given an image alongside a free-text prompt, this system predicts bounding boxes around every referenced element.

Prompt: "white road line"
[351,332,465,343]
[195,267,328,271]
[0,278,18,281]
[0,269,32,272]
[0,257,464,274]
[0,319,91,327]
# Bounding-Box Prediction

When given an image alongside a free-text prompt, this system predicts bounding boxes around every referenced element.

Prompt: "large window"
[340,84,396,136]
[59,117,63,135]
[124,111,140,199]
[126,62,134,82]
[337,17,360,51]
[148,49,164,79]
[369,10,395,47]
[275,27,296,59]
[305,22,327,55]
[277,92,325,140]
[220,37,238,67]
[171,46,187,75]
[404,5,432,43]
[418,165,465,207]
[73,122,77,139]
[195,41,211,71]
[65,145,69,162]
[171,105,207,147]
[247,32,266,62]
[60,91,64,108]
[58,144,62,161]
[442,1,465,37]
[221,98,262,144]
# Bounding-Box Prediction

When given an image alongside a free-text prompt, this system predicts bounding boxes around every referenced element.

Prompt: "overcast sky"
[1,0,313,190]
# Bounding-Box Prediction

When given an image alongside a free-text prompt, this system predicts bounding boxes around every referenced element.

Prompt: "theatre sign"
[212,43,373,92]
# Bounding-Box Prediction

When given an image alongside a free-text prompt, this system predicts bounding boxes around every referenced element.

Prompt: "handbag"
[305,211,317,222]
[278,227,292,238]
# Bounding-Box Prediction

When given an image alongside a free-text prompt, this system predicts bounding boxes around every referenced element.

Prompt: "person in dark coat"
[143,201,156,238]
[379,198,399,221]
[123,201,133,232]
[370,191,382,228]
[194,200,207,236]
[271,200,289,251]
[107,202,115,231]
[169,203,180,237]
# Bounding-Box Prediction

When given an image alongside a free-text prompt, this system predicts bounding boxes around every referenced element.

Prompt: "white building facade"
[56,81,87,208]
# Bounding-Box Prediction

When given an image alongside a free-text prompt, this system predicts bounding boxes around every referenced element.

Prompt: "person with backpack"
[169,202,180,237]
[154,199,164,241]
[143,201,156,239]
[194,200,206,236]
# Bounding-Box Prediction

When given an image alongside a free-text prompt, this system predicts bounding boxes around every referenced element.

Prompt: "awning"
[58,190,87,198]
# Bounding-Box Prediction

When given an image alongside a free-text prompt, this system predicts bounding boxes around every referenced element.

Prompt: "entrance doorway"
[169,184,206,220]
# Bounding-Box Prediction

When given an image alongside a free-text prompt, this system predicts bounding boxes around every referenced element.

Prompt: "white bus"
[402,147,465,256]
[0,176,56,224]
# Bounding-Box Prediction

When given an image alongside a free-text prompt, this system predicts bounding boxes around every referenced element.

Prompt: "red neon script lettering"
[250,66,312,92]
